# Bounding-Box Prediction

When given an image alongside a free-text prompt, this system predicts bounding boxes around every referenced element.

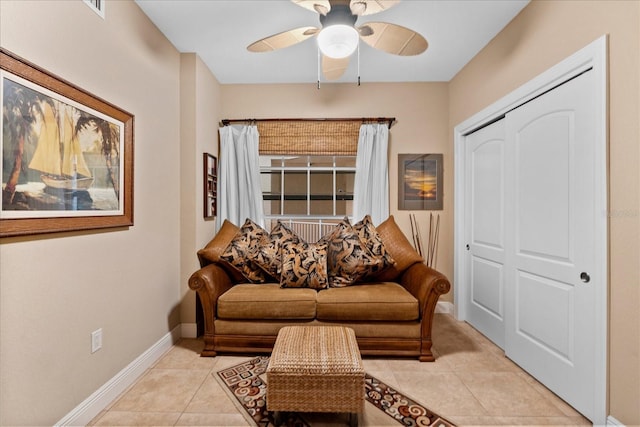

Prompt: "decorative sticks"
[427,212,440,268]
[410,213,440,268]
[409,213,424,258]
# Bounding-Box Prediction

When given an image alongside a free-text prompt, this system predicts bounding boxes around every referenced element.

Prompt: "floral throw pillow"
[220,218,270,283]
[280,240,328,290]
[252,221,301,281]
[325,218,384,288]
[353,214,397,278]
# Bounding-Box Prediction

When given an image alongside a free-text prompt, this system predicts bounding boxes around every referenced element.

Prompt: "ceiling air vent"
[84,0,105,18]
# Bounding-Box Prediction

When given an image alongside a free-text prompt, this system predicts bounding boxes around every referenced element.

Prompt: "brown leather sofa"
[188,215,451,361]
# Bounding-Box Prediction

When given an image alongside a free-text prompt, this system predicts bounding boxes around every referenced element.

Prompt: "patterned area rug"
[215,356,456,427]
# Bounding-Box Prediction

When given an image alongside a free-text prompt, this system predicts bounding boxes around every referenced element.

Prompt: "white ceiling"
[135,0,529,84]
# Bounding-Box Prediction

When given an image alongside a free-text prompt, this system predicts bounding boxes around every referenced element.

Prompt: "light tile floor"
[89,314,591,426]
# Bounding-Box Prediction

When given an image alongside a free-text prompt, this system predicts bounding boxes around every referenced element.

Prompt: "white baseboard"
[55,325,181,427]
[181,323,198,338]
[435,301,454,314]
[607,416,626,426]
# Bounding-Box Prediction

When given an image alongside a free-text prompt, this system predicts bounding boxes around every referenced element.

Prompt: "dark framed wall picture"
[398,153,443,210]
[0,48,134,237]
[203,153,217,219]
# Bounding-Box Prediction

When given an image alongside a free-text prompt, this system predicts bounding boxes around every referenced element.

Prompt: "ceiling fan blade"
[247,27,319,52]
[291,0,331,15]
[358,22,428,55]
[322,55,350,80]
[350,0,400,16]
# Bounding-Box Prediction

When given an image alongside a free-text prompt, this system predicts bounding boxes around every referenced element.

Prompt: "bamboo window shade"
[256,120,361,155]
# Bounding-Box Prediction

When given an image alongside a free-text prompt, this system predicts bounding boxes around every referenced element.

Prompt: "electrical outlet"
[91,328,102,353]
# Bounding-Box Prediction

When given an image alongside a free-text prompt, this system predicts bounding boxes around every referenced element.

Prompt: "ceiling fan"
[247,0,428,81]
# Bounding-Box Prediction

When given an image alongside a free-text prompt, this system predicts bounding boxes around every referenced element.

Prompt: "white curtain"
[216,125,265,229]
[353,123,389,226]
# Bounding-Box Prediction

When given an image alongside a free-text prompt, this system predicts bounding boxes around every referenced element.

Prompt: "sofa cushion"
[217,284,317,320]
[280,240,328,290]
[197,219,239,265]
[197,220,246,282]
[220,218,271,283]
[372,215,424,282]
[252,221,301,281]
[324,219,383,288]
[316,283,419,321]
[214,319,421,339]
[353,214,397,278]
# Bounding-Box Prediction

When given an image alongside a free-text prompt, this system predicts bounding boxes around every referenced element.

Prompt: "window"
[260,155,355,238]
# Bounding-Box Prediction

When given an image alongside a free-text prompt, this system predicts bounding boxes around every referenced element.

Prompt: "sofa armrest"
[188,263,234,356]
[399,262,451,361]
[399,262,451,314]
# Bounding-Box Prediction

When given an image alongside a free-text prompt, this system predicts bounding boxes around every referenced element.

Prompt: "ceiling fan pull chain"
[317,45,321,90]
[357,40,361,86]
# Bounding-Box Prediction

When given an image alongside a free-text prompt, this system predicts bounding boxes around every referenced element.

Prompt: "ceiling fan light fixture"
[317,24,359,59]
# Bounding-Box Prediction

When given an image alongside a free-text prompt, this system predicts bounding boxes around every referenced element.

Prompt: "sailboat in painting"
[28,101,94,190]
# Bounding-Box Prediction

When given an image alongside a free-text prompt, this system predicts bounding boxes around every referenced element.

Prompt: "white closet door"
[465,119,507,348]
[504,70,597,420]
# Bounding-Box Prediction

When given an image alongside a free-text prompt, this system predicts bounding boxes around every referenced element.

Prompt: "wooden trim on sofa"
[212,335,423,359]
[400,263,451,361]
[188,264,233,356]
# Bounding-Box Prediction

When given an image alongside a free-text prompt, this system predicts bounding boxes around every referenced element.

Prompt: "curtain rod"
[220,117,396,129]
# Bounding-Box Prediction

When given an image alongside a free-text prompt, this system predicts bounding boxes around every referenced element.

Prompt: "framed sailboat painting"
[0,48,134,237]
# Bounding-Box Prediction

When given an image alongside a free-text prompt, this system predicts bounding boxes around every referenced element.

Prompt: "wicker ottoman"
[266,325,365,427]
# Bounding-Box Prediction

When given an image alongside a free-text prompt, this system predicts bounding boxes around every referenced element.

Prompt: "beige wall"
[449,1,640,424]
[179,54,222,328]
[0,1,185,424]
[221,83,453,299]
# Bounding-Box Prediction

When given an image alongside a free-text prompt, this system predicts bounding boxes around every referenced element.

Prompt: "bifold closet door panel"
[464,118,507,349]
[504,70,597,421]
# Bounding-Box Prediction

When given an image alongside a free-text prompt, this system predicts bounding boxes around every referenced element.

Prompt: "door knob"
[580,272,591,283]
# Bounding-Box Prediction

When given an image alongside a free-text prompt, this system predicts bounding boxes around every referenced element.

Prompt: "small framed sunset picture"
[398,153,443,210]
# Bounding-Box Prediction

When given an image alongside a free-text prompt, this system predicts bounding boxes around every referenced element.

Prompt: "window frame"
[259,155,355,221]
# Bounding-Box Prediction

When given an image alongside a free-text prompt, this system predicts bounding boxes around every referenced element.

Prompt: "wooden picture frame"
[203,153,217,219]
[398,153,443,210]
[1,48,134,237]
